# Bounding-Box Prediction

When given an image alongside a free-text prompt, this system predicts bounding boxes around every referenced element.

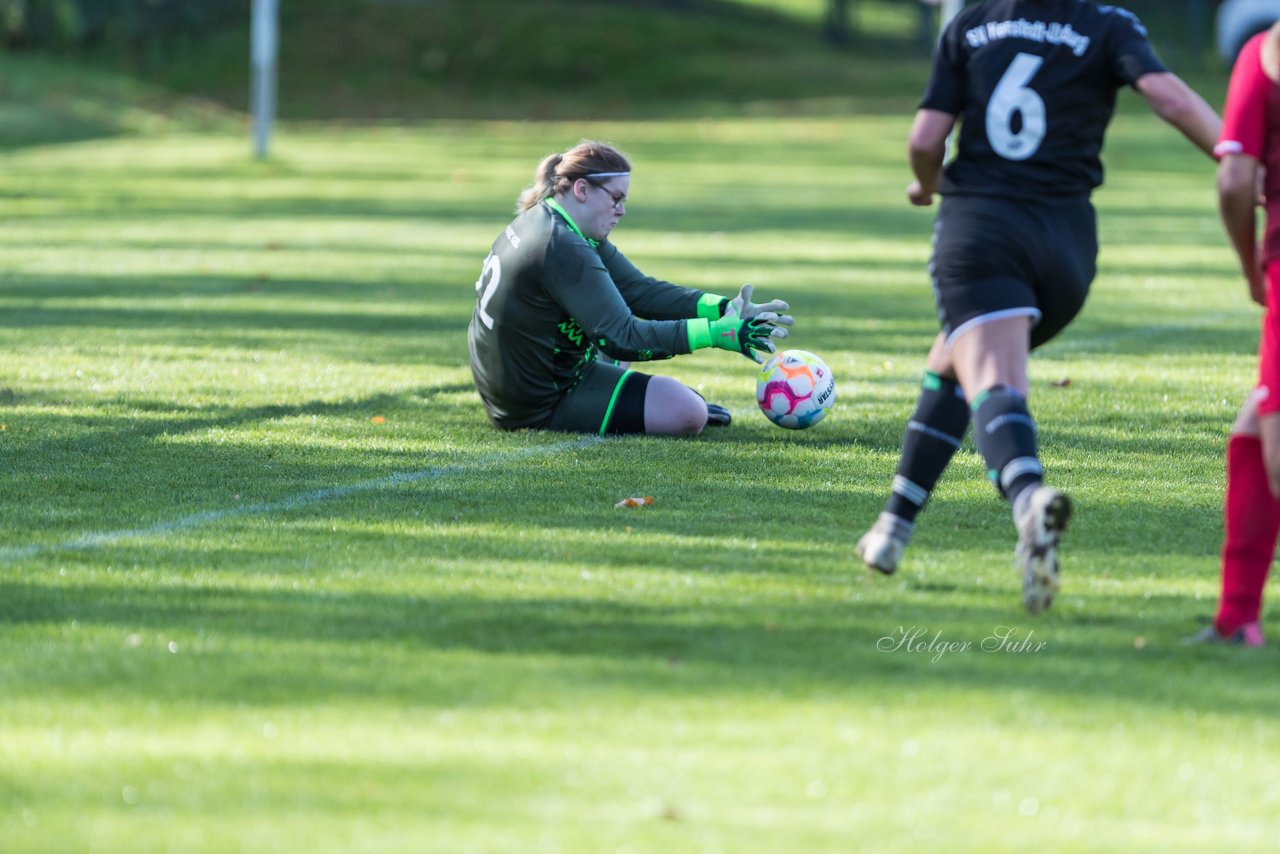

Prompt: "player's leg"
[956,199,1092,613]
[858,332,970,574]
[858,195,1033,575]
[857,199,987,574]
[949,314,1070,613]
[1191,389,1275,645]
[934,195,1055,510]
[602,356,727,427]
[642,375,709,435]
[546,362,705,436]
[1196,282,1280,645]
[949,314,1041,509]
[680,387,731,427]
[1263,409,1280,498]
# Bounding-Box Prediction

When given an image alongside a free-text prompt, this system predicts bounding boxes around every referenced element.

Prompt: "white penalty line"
[0,436,605,564]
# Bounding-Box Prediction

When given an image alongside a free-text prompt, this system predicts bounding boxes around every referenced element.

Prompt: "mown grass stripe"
[0,437,604,563]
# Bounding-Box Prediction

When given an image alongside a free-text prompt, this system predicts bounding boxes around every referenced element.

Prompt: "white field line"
[0,436,605,563]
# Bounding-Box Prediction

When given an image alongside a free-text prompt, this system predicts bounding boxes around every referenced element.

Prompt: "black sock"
[884,371,970,523]
[970,384,1042,508]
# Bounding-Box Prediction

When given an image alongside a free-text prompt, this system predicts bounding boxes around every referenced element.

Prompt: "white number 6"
[475,253,502,330]
[986,52,1046,161]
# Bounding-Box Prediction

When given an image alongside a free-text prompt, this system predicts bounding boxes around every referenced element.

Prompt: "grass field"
[2,36,1279,853]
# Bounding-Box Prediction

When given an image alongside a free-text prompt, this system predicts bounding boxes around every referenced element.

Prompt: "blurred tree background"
[0,0,243,52]
[0,0,1233,122]
[0,1,1227,59]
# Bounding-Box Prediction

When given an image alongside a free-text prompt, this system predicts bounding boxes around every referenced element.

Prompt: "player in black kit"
[855,1,1221,612]
[468,140,793,435]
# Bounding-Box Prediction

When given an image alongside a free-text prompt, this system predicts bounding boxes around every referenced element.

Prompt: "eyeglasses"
[590,182,628,210]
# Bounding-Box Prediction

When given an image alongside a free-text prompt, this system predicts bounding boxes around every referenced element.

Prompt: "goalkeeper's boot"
[856,512,913,575]
[1015,485,1072,615]
[705,403,732,427]
[1182,621,1265,648]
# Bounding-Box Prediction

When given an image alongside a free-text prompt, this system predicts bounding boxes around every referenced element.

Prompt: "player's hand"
[1248,250,1267,307]
[1249,270,1267,307]
[708,312,789,363]
[726,283,794,329]
[907,179,934,207]
[1257,165,1268,206]
[1251,281,1267,307]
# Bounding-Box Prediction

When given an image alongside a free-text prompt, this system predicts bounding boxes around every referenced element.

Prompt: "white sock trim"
[892,475,930,507]
[1000,457,1043,493]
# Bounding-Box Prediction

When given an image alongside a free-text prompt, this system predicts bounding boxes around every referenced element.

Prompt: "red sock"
[1215,435,1280,634]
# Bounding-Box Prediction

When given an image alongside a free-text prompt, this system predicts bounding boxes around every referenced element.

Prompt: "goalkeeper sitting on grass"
[468,140,792,435]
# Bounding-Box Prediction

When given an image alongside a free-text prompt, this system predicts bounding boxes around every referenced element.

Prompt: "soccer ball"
[756,349,835,429]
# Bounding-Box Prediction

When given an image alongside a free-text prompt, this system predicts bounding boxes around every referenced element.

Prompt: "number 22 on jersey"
[986,52,1046,161]
[475,252,501,330]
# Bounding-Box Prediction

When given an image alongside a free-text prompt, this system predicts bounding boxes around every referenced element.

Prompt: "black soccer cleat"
[706,403,732,427]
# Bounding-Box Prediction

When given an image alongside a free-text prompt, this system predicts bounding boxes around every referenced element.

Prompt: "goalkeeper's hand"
[726,283,794,330]
[708,312,789,363]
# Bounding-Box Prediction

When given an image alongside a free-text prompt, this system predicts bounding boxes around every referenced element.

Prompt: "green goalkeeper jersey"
[468,201,709,429]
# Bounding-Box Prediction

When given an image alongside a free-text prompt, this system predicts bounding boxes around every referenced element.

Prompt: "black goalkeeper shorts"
[545,360,652,435]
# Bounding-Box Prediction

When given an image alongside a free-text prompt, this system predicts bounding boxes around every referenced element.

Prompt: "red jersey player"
[1192,24,1280,646]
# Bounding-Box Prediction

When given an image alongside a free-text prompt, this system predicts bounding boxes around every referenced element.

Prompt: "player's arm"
[600,243,710,319]
[906,109,956,206]
[1214,31,1272,306]
[541,243,766,362]
[1219,154,1266,307]
[603,245,791,332]
[1134,72,1222,158]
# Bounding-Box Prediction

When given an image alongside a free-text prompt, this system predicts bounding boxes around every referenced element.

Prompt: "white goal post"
[921,0,966,35]
[941,0,964,29]
[251,0,280,160]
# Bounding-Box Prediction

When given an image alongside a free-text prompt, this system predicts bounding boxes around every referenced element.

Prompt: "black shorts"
[931,194,1097,350]
[544,360,652,435]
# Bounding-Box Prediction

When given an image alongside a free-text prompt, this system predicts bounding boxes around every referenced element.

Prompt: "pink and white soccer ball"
[756,349,835,429]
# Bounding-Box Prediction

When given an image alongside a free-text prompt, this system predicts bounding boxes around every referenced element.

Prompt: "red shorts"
[1259,265,1280,416]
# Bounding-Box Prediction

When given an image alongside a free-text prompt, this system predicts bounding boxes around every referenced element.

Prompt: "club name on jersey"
[965,19,1091,57]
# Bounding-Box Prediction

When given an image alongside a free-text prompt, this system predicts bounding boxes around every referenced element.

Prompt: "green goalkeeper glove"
[695,285,795,329]
[687,312,789,363]
[727,283,794,330]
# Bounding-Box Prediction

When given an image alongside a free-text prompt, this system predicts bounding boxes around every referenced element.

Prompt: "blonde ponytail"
[514,141,632,213]
[516,152,565,212]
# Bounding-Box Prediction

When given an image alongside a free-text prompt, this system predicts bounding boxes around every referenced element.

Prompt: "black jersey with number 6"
[922,0,1167,198]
